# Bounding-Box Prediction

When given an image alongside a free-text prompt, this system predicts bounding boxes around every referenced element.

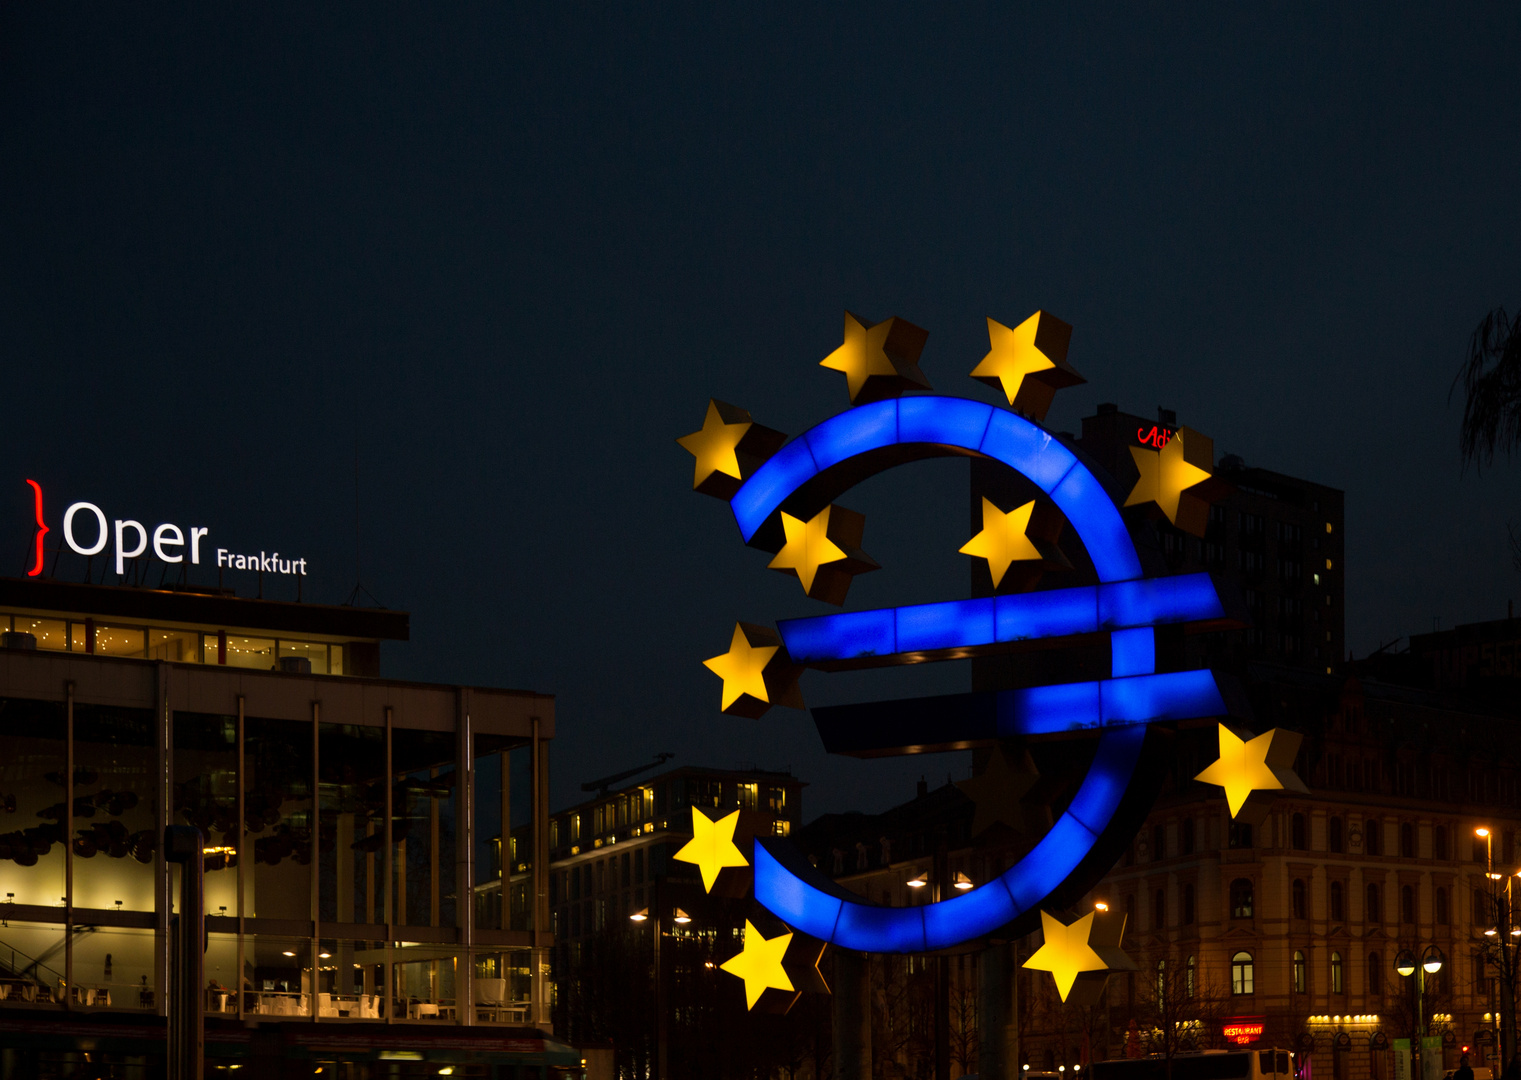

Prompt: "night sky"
[3,6,1519,817]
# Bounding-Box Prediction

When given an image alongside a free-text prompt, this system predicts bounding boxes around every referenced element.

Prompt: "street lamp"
[1396,946,1444,1079]
[1476,825,1520,1072]
[629,892,686,1080]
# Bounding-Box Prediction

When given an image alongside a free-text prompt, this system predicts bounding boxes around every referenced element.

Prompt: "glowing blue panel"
[752,843,842,942]
[1110,628,1155,677]
[923,877,1020,950]
[897,395,993,448]
[834,901,927,953]
[730,438,819,542]
[1100,670,1225,724]
[1004,812,1096,912]
[1050,465,1142,583]
[1100,572,1222,628]
[896,598,995,654]
[977,408,1078,493]
[778,609,895,665]
[995,587,1100,642]
[998,680,1103,735]
[1065,726,1144,834]
[803,399,898,472]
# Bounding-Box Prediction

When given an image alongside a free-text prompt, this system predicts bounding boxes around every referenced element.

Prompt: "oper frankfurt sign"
[677,310,1308,1012]
[23,479,309,579]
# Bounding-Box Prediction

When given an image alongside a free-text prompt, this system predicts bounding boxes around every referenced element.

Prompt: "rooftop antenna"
[344,423,384,609]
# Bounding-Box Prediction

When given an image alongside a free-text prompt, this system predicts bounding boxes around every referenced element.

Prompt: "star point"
[970,312,1083,420]
[721,920,796,1009]
[677,400,786,499]
[673,806,750,892]
[1022,910,1110,1001]
[820,312,931,405]
[1194,724,1306,819]
[956,744,1049,840]
[767,505,878,605]
[702,623,802,718]
[1125,426,1225,535]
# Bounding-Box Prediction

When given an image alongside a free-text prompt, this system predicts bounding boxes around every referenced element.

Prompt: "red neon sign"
[1137,425,1174,448]
[25,479,48,578]
[1222,1018,1265,1045]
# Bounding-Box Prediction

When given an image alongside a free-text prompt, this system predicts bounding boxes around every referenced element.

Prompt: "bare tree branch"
[1453,307,1521,474]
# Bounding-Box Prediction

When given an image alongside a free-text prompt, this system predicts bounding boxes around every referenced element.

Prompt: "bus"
[1092,1049,1295,1080]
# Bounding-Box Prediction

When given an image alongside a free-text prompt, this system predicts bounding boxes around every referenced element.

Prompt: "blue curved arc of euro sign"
[776,572,1225,668]
[753,724,1149,953]
[729,396,1143,583]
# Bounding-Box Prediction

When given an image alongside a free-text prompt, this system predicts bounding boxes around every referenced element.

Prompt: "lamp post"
[1395,946,1445,1080]
[630,886,688,1080]
[1475,826,1520,1072]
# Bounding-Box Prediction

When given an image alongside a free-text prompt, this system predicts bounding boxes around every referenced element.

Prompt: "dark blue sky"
[3,5,1519,816]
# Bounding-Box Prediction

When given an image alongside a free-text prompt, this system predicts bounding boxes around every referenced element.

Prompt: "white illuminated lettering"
[114,519,147,575]
[191,528,208,565]
[153,523,185,563]
[63,502,108,556]
[298,558,307,575]
[235,555,247,570]
[216,548,228,567]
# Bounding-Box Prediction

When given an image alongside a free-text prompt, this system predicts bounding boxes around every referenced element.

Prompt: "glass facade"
[0,683,548,1028]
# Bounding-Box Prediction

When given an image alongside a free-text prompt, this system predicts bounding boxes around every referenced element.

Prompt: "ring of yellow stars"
[969,311,1082,420]
[1194,723,1302,818]
[673,806,750,892]
[677,399,786,500]
[960,498,1043,588]
[820,312,931,405]
[721,919,795,1009]
[702,622,802,717]
[1022,910,1110,1001]
[1125,427,1214,532]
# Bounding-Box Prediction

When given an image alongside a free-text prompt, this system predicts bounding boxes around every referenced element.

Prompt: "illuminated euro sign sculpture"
[679,310,1306,1007]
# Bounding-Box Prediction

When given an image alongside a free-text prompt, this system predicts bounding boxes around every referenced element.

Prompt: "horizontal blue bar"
[997,670,1228,735]
[777,573,1223,666]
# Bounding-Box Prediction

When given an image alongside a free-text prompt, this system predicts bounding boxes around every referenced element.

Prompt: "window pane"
[12,617,69,652]
[279,640,331,675]
[173,712,243,918]
[95,625,146,658]
[247,716,313,921]
[224,636,275,671]
[149,629,200,663]
[318,723,386,924]
[74,704,156,913]
[392,728,457,929]
[0,698,67,906]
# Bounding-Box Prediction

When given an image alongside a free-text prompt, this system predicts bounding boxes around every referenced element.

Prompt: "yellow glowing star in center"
[1022,910,1110,1001]
[1194,723,1286,818]
[721,920,795,1009]
[673,806,750,891]
[970,314,1057,402]
[960,498,1042,588]
[1125,429,1212,524]
[768,508,848,593]
[677,401,749,490]
[703,625,778,711]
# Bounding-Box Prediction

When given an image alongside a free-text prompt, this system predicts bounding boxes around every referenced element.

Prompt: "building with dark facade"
[0,574,573,1076]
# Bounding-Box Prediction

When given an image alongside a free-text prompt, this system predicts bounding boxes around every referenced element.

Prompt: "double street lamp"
[1395,946,1446,1080]
[1475,826,1521,1072]
[629,894,691,1080]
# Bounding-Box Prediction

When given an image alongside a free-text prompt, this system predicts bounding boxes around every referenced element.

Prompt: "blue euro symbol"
[724,396,1241,952]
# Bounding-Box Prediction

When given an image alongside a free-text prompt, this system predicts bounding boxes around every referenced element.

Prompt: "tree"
[1136,953,1232,1078]
[1454,306,1521,473]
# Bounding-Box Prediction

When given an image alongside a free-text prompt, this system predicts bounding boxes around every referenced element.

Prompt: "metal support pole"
[979,940,1015,1079]
[384,706,395,1024]
[166,825,205,1080]
[833,948,872,1080]
[64,682,74,1007]
[655,878,668,1080]
[235,696,245,1020]
[934,839,950,1080]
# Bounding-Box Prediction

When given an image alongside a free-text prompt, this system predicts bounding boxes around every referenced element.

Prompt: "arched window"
[1156,959,1166,1000]
[1231,878,1254,919]
[1475,887,1488,927]
[1331,951,1344,993]
[1292,878,1308,919]
[1186,955,1196,999]
[1434,824,1448,860]
[1229,822,1253,849]
[1367,952,1382,1001]
[1182,882,1196,925]
[1292,812,1307,850]
[1329,816,1344,853]
[1401,884,1416,923]
[1330,880,1345,921]
[1293,950,1307,993]
[1436,886,1449,925]
[1153,824,1167,860]
[1367,882,1382,923]
[1401,822,1415,858]
[1155,889,1167,930]
[1232,951,1255,994]
[1182,817,1195,855]
[1365,820,1381,856]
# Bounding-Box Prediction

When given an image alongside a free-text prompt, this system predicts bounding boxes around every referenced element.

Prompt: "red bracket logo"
[25,479,48,577]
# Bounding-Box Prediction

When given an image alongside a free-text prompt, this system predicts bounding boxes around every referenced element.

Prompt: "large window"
[1331,951,1344,993]
[1436,886,1449,925]
[1367,883,1382,923]
[1329,816,1344,853]
[1231,952,1255,995]
[1367,952,1382,1001]
[1292,879,1307,919]
[1401,884,1416,924]
[1364,820,1381,856]
[1330,880,1345,921]
[1230,878,1254,919]
[1293,950,1307,993]
[1292,812,1307,850]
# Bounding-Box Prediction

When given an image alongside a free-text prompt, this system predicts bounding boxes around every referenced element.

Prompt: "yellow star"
[703,624,778,711]
[959,498,1043,588]
[676,399,785,499]
[1194,724,1290,818]
[673,806,750,892]
[769,508,848,593]
[969,312,1082,420]
[721,920,795,1009]
[1022,910,1110,1001]
[819,312,931,405]
[1125,427,1213,526]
